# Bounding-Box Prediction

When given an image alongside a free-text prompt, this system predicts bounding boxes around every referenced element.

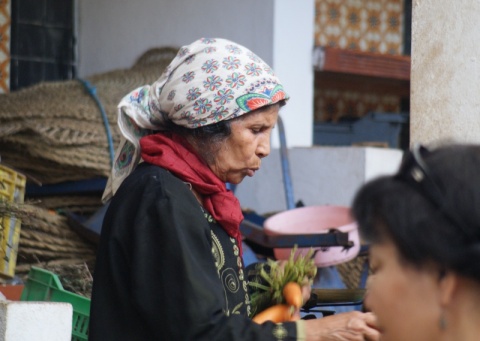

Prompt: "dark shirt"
[89,163,298,340]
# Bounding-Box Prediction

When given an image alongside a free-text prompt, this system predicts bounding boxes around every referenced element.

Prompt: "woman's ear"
[438,271,458,307]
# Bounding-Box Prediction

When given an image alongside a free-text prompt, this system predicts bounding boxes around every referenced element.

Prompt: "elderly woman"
[352,143,480,341]
[89,38,379,341]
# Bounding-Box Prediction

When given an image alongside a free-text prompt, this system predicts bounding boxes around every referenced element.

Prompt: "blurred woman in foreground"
[353,143,480,341]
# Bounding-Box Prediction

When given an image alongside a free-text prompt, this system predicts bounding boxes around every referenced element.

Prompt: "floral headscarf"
[103,37,288,202]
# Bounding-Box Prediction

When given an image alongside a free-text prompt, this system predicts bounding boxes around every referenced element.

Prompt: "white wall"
[77,0,315,148]
[78,0,274,77]
[235,147,403,214]
[272,0,315,148]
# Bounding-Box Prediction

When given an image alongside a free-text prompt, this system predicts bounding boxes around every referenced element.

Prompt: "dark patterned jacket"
[89,162,300,340]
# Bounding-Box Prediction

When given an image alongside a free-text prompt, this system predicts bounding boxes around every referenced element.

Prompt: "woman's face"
[366,241,442,341]
[208,104,280,184]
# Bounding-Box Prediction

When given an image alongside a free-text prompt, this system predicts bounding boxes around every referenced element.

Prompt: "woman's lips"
[246,168,258,177]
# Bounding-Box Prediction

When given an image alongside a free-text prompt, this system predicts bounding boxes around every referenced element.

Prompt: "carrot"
[252,304,296,324]
[248,246,317,318]
[283,282,303,309]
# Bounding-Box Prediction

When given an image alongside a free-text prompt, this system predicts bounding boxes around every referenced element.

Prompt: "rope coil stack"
[0,200,96,269]
[0,47,178,184]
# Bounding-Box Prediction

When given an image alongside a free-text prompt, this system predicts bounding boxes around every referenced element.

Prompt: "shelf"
[313,46,411,81]
[315,71,410,97]
[313,47,411,98]
[26,178,107,196]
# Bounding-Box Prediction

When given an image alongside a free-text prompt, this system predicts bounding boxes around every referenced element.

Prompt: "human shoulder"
[116,162,187,199]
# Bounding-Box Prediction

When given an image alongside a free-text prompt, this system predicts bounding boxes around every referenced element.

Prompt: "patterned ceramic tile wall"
[0,0,10,93]
[315,0,404,54]
[314,0,406,122]
[314,88,401,122]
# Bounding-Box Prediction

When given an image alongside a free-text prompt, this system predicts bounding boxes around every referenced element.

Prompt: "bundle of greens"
[248,246,317,318]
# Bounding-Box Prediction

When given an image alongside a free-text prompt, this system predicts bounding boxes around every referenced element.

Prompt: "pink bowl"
[263,205,360,267]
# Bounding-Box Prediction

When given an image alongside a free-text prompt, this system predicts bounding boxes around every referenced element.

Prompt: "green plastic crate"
[20,266,90,341]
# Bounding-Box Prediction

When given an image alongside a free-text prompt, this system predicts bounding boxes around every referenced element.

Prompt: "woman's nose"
[257,134,271,158]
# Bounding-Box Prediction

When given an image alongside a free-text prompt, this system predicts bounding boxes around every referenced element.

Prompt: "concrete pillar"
[410,0,480,144]
[0,301,72,341]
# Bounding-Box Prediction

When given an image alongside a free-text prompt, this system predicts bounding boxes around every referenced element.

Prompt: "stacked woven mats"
[0,47,178,284]
[0,47,178,184]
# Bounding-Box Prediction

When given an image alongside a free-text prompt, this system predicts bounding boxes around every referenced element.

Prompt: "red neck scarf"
[140,132,244,254]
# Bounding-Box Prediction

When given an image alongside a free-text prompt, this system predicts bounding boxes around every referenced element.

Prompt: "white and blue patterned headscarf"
[103,37,288,201]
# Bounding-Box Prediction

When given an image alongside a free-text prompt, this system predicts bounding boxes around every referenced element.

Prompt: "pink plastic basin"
[263,205,360,267]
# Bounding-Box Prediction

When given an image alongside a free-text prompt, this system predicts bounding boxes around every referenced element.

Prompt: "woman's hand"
[303,311,380,341]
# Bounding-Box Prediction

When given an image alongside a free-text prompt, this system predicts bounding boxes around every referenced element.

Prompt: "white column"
[272,0,315,148]
[410,0,480,144]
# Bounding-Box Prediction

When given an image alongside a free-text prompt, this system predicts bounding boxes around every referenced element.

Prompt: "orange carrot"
[252,304,295,324]
[283,282,303,309]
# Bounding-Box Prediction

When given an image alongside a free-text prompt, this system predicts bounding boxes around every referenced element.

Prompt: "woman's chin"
[226,175,247,185]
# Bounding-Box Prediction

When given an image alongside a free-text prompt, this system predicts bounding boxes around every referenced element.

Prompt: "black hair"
[352,144,480,282]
